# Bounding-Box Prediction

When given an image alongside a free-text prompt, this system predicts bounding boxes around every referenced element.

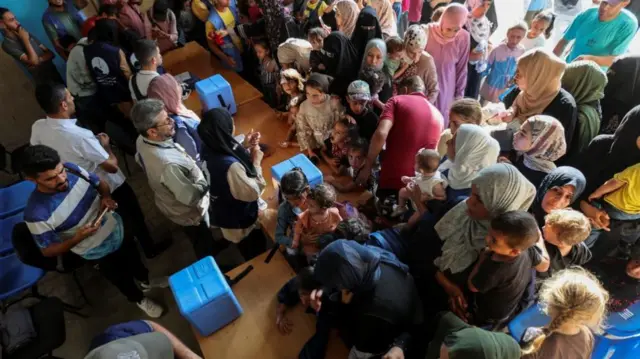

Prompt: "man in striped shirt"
[22,145,164,318]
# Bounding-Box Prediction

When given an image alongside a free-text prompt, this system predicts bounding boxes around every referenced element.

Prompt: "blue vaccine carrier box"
[169,256,242,336]
[195,74,237,115]
[271,154,323,190]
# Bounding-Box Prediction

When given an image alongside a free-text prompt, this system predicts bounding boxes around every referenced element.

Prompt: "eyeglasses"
[153,116,174,129]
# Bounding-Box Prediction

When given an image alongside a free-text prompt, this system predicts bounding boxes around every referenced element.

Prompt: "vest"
[207,3,243,72]
[203,149,258,229]
[135,137,210,227]
[83,42,131,105]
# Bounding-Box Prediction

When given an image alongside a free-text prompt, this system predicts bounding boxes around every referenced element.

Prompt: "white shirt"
[129,70,159,101]
[30,118,126,192]
[521,34,546,51]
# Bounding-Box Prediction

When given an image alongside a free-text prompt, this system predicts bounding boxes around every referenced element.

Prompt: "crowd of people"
[2,0,640,358]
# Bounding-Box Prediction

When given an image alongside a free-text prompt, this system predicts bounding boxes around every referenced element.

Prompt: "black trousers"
[183,219,230,260]
[112,182,157,256]
[235,229,268,262]
[94,237,148,303]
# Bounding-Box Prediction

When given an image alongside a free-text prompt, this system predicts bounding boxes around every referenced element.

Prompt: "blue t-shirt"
[563,8,638,64]
[527,0,547,12]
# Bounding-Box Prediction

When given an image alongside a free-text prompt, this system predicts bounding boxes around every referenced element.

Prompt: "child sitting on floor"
[325,137,376,193]
[345,80,379,142]
[322,118,357,175]
[538,209,592,281]
[392,148,447,217]
[278,69,306,148]
[254,39,280,108]
[276,169,310,250]
[296,73,343,164]
[292,183,343,261]
[384,37,409,82]
[521,11,555,51]
[468,211,550,327]
[520,268,608,359]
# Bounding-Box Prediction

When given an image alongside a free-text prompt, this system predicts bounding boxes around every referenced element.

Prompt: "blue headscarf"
[530,166,586,226]
[314,240,408,293]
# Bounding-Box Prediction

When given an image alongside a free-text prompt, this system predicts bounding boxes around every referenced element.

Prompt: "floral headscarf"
[518,115,567,173]
[404,24,428,52]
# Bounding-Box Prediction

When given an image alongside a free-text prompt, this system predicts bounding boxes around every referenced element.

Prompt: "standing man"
[130,99,226,260]
[554,0,637,68]
[117,0,152,40]
[129,39,162,102]
[0,7,61,85]
[22,145,165,318]
[42,0,84,60]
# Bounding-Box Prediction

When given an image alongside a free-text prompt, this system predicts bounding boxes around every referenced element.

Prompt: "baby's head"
[530,10,556,39]
[542,209,591,249]
[385,36,405,61]
[347,137,369,170]
[331,118,356,145]
[358,67,386,96]
[308,27,328,51]
[449,98,483,134]
[506,21,528,49]
[486,211,540,257]
[415,148,440,175]
[307,183,337,215]
[296,266,321,307]
[281,168,310,209]
[347,80,372,115]
[335,218,372,243]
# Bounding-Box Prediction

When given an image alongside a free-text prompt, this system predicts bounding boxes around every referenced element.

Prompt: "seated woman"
[147,74,202,163]
[198,108,267,261]
[512,115,567,189]
[530,166,586,228]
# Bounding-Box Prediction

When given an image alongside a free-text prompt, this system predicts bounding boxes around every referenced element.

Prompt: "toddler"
[384,37,409,81]
[521,11,555,51]
[296,73,343,164]
[322,118,357,175]
[247,0,263,23]
[326,137,376,193]
[358,67,387,111]
[292,183,343,260]
[479,22,527,104]
[468,211,550,327]
[588,162,640,221]
[345,80,379,141]
[392,148,447,217]
[308,27,328,51]
[278,68,306,148]
[520,268,608,359]
[254,39,279,108]
[276,169,310,249]
[538,209,592,282]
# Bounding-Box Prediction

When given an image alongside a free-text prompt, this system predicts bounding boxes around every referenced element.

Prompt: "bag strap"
[131,72,145,101]
[64,164,99,190]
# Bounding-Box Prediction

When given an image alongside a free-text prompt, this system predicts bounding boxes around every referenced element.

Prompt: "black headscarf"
[350,6,383,59]
[601,55,640,134]
[320,32,359,78]
[197,108,258,178]
[93,18,120,45]
[530,167,586,226]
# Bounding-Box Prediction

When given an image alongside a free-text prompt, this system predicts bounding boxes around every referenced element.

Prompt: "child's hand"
[344,115,357,125]
[276,313,293,335]
[588,193,601,202]
[400,176,413,184]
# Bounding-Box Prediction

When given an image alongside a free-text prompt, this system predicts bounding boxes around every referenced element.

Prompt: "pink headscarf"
[427,3,469,45]
[147,74,200,120]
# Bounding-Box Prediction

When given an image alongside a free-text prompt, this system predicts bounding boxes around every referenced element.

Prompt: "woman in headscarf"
[600,55,640,135]
[396,24,439,103]
[561,60,607,163]
[147,74,203,163]
[313,240,422,358]
[317,31,360,97]
[277,38,313,75]
[502,49,577,154]
[198,108,268,261]
[359,38,393,106]
[350,6,383,58]
[512,115,567,189]
[334,0,360,37]
[529,166,586,228]
[425,3,471,126]
[368,0,398,38]
[463,0,493,99]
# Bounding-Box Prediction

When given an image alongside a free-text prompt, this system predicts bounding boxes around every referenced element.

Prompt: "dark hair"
[98,4,119,17]
[35,83,67,115]
[385,36,404,54]
[335,218,371,243]
[534,10,556,39]
[253,38,270,54]
[490,211,540,250]
[398,76,425,93]
[93,18,120,44]
[308,183,336,209]
[281,168,309,197]
[348,137,369,156]
[450,98,483,125]
[0,7,10,19]
[358,68,386,95]
[335,118,359,139]
[297,267,321,292]
[306,78,328,93]
[153,0,170,21]
[135,39,159,67]
[20,145,61,178]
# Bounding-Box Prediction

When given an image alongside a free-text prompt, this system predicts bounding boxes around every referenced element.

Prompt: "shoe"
[138,277,170,292]
[391,204,408,218]
[144,237,173,259]
[136,298,164,318]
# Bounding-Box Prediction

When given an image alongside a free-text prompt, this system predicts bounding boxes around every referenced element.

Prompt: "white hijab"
[439,124,500,190]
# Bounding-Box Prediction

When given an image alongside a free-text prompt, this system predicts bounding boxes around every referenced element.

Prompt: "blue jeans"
[392,2,402,20]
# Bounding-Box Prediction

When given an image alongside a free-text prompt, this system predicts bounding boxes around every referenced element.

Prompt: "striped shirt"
[24,162,123,260]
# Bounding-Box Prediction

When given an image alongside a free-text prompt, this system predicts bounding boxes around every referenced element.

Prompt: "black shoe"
[144,237,173,259]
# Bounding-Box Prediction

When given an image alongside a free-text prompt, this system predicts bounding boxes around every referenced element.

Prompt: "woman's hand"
[407,182,423,204]
[310,289,323,313]
[383,346,405,359]
[245,129,261,147]
[250,145,264,164]
[580,201,611,231]
[500,108,515,123]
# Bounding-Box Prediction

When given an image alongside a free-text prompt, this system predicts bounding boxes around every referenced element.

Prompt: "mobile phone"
[92,207,109,227]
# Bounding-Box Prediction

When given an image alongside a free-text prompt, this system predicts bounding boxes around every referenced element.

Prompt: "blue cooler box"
[169,256,242,336]
[195,74,237,114]
[271,154,323,190]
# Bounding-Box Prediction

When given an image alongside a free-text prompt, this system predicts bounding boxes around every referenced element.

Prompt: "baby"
[326,137,376,193]
[384,36,409,81]
[322,118,357,175]
[392,148,447,217]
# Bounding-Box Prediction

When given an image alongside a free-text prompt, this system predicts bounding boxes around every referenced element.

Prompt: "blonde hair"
[416,148,441,173]
[521,268,609,355]
[281,68,306,92]
[545,209,591,246]
[508,20,529,34]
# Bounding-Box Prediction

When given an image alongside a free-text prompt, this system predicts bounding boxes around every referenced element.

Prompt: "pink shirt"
[379,92,444,190]
[409,0,424,22]
[119,4,152,40]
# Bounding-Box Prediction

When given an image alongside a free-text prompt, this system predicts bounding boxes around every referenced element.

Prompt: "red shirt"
[379,92,444,190]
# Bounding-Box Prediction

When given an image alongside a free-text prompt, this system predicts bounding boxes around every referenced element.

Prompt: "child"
[521,11,555,51]
[308,27,328,51]
[247,0,263,23]
[392,148,447,217]
[539,209,592,280]
[436,98,483,157]
[276,267,321,334]
[479,22,527,104]
[278,69,306,148]
[520,268,608,359]
[322,118,357,175]
[296,73,343,164]
[292,183,343,260]
[254,39,280,108]
[326,137,376,193]
[384,37,409,82]
[588,162,640,222]
[276,169,310,249]
[358,67,388,112]
[345,80,379,141]
[523,0,550,27]
[468,211,550,327]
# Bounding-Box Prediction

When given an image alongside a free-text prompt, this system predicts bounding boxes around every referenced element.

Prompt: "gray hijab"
[434,163,536,274]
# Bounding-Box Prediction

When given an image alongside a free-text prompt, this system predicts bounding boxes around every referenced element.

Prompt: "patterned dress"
[480,43,526,103]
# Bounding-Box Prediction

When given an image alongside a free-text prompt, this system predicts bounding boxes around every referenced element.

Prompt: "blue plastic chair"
[0,252,45,303]
[0,181,35,219]
[0,212,23,255]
